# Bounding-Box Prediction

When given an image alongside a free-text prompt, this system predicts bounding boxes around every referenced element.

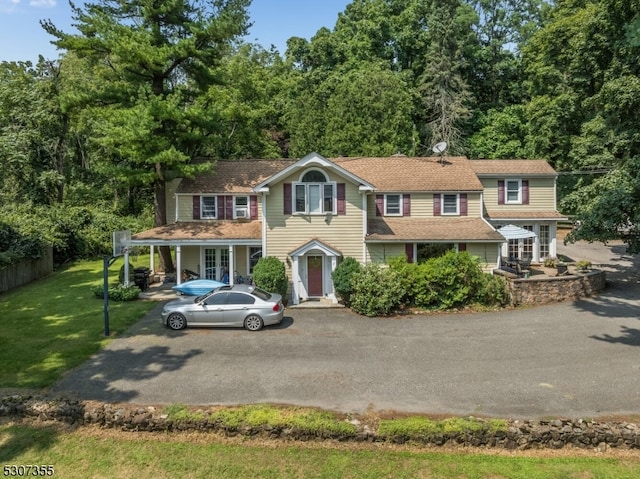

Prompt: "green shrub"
[331,257,362,305]
[387,255,418,305]
[0,221,45,267]
[476,273,511,306]
[93,284,141,301]
[252,256,288,298]
[413,251,485,310]
[350,263,404,316]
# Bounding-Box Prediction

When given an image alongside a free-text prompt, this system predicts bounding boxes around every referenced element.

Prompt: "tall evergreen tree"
[41,0,250,271]
[418,0,474,154]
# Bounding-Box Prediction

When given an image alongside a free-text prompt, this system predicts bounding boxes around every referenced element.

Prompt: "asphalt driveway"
[51,241,640,419]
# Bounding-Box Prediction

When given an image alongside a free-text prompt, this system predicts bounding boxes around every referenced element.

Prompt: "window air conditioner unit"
[236,209,248,218]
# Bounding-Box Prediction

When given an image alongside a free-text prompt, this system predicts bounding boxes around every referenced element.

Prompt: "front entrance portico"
[289,239,342,305]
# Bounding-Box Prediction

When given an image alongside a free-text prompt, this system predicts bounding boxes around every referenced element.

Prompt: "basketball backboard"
[112,230,131,257]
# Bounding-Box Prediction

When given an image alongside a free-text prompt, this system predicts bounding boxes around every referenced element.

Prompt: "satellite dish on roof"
[432,141,448,154]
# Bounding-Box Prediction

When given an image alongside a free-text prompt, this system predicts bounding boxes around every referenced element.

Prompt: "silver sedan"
[161,284,284,331]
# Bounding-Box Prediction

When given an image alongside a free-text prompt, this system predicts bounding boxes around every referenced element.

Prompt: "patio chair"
[519,254,532,270]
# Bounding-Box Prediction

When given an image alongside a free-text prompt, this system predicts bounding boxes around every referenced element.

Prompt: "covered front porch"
[130,221,262,286]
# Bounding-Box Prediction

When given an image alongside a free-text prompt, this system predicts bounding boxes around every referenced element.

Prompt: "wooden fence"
[0,246,53,293]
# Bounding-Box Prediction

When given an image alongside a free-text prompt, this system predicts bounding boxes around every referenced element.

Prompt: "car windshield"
[195,287,219,303]
[251,287,272,301]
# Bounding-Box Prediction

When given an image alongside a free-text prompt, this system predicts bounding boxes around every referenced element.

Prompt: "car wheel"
[244,314,263,331]
[167,313,187,330]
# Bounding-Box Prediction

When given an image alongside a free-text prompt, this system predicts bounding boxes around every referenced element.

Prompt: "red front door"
[307,256,323,297]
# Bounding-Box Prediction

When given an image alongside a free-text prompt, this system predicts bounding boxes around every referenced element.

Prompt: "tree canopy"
[1,0,639,261]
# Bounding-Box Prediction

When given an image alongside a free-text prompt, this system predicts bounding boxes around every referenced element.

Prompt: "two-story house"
[130,152,566,305]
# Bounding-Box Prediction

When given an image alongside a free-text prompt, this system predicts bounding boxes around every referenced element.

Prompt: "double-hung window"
[201,196,217,219]
[442,194,459,215]
[506,179,522,204]
[385,194,401,215]
[294,170,335,215]
[234,196,249,218]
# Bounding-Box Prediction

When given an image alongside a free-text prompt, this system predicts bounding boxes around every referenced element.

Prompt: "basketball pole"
[103,254,119,336]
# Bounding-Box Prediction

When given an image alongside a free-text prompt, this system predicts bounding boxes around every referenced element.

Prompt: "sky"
[0,0,351,63]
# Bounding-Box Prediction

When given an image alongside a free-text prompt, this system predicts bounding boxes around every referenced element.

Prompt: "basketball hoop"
[112,230,131,258]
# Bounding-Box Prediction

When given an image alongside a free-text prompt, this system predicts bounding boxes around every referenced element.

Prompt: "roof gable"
[253,152,375,192]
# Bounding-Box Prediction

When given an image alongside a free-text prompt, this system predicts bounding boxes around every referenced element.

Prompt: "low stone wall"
[508,270,606,306]
[2,394,639,451]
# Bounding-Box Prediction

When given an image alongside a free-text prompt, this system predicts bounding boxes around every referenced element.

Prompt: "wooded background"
[1,0,639,268]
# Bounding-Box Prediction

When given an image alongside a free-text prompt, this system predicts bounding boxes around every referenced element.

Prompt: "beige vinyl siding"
[466,242,501,271]
[367,192,482,218]
[264,171,365,277]
[366,243,406,263]
[480,177,557,211]
[175,194,263,222]
[180,246,201,275]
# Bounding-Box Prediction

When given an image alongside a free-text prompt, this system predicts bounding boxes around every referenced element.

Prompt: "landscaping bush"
[387,255,418,305]
[93,284,141,301]
[0,221,45,267]
[252,256,288,298]
[476,274,510,306]
[331,257,363,305]
[350,263,404,316]
[412,251,486,310]
[0,203,152,266]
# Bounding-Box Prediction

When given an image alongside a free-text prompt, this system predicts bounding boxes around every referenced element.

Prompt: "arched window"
[294,169,335,214]
[301,170,328,183]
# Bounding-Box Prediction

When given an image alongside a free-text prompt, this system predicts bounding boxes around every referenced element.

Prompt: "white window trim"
[505,179,522,204]
[384,194,402,216]
[293,181,337,215]
[201,196,217,219]
[441,193,460,215]
[234,196,249,219]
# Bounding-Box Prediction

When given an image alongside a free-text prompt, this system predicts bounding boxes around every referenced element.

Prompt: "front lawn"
[2,423,640,479]
[0,256,157,388]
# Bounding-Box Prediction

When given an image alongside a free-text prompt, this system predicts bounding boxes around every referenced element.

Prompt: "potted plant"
[556,260,568,275]
[575,259,592,273]
[541,256,558,276]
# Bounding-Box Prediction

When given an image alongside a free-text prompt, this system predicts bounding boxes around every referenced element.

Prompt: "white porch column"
[550,223,558,259]
[291,256,300,305]
[176,245,182,285]
[328,255,338,302]
[150,245,155,272]
[229,245,235,286]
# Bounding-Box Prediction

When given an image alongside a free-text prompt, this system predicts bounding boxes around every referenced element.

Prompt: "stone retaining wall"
[508,270,606,306]
[2,395,639,451]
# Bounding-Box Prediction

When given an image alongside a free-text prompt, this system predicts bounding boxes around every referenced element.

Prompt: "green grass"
[0,256,157,388]
[1,423,640,479]
[2,257,640,476]
[165,404,359,436]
